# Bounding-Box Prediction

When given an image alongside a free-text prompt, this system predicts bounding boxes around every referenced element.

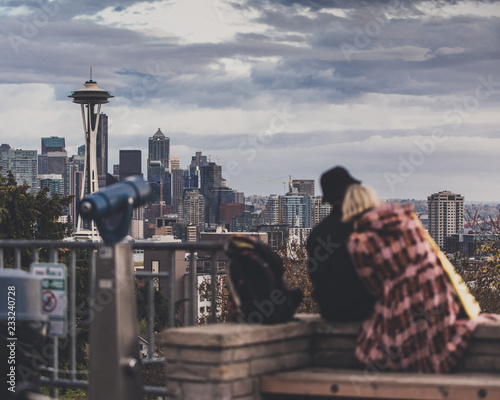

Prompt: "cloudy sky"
[1,0,499,201]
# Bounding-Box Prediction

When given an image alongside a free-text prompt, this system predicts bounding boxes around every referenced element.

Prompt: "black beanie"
[320,166,361,203]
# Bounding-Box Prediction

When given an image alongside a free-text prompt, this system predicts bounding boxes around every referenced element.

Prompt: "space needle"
[69,68,113,234]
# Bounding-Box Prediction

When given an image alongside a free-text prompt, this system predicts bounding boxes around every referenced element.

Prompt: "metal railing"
[0,239,225,399]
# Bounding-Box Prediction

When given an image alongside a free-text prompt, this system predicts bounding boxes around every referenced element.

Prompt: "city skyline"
[1,1,500,201]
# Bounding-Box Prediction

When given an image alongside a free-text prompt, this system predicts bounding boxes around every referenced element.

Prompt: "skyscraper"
[148,128,170,171]
[170,157,180,170]
[147,128,170,205]
[40,136,67,175]
[95,113,108,178]
[428,190,465,249]
[280,192,311,228]
[39,174,64,196]
[65,155,85,229]
[171,168,186,214]
[0,149,38,193]
[119,150,142,181]
[200,162,222,226]
[180,189,205,234]
[41,136,65,154]
[188,151,208,189]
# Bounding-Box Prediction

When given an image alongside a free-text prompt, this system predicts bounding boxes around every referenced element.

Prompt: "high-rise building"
[189,151,208,189]
[148,129,170,171]
[263,193,311,228]
[40,137,67,176]
[200,162,222,226]
[171,168,186,214]
[41,137,65,154]
[427,190,465,249]
[46,151,67,175]
[39,174,64,196]
[94,113,108,178]
[147,129,170,205]
[180,189,205,234]
[280,193,311,228]
[65,155,85,229]
[292,179,315,196]
[170,157,180,170]
[119,150,142,181]
[264,195,280,225]
[38,154,48,175]
[129,204,144,239]
[0,148,38,193]
[310,195,332,228]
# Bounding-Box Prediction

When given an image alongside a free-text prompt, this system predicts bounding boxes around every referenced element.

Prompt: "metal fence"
[0,239,225,399]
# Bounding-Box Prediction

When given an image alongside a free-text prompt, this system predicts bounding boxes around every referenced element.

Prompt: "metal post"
[69,250,77,381]
[167,251,176,328]
[188,250,196,326]
[147,276,155,359]
[48,247,59,400]
[210,250,217,324]
[89,244,143,400]
[15,248,21,269]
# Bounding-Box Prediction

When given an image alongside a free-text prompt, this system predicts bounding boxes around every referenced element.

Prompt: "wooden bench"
[260,367,500,399]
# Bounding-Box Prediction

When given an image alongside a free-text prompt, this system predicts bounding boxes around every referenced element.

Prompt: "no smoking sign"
[42,290,58,313]
[31,263,67,337]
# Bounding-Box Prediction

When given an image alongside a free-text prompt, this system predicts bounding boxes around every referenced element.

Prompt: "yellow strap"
[412,212,481,319]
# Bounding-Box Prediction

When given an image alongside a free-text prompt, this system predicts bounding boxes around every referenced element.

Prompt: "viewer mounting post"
[80,176,151,400]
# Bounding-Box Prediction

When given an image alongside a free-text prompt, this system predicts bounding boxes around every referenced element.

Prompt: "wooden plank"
[260,368,500,399]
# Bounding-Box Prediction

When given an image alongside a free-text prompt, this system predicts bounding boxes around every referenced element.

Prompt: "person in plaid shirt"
[342,184,500,373]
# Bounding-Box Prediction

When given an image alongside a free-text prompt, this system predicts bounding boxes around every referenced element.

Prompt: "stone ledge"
[472,322,500,339]
[161,315,317,348]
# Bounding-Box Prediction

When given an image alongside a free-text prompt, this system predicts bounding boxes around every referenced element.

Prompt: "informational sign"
[30,263,67,337]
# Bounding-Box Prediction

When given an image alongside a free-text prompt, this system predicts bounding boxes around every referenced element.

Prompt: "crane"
[256,175,292,192]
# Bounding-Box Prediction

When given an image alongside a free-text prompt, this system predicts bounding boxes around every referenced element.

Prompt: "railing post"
[167,251,176,328]
[89,244,143,400]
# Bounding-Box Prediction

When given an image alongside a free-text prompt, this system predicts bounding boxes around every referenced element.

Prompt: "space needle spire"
[69,69,113,234]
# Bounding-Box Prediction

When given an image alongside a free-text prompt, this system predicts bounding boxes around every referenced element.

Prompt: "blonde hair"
[341,184,380,222]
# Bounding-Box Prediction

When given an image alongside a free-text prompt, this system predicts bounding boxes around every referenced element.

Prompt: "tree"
[0,168,73,240]
[197,274,230,324]
[457,243,500,314]
[279,240,319,314]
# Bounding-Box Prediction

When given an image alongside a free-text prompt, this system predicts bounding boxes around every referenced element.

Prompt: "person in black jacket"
[307,166,375,322]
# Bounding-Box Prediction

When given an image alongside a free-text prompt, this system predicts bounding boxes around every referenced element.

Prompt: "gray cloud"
[0,0,499,200]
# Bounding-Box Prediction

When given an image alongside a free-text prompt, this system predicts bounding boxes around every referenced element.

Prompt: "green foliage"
[57,387,88,400]
[138,318,148,335]
[136,283,186,330]
[0,168,73,240]
[457,244,500,314]
[197,275,230,324]
[279,241,319,314]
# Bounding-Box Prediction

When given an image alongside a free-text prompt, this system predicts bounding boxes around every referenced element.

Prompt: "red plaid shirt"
[347,202,498,373]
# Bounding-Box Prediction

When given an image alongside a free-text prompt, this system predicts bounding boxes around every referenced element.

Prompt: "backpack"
[224,235,303,324]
